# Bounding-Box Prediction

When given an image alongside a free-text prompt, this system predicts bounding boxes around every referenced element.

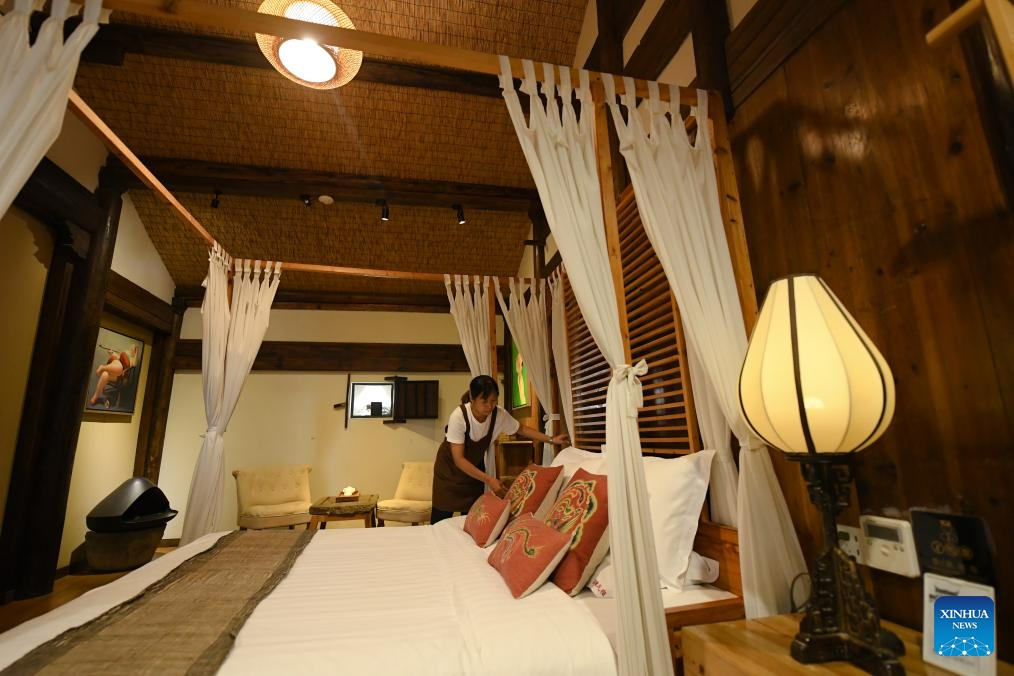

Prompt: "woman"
[430,374,568,524]
[88,344,138,406]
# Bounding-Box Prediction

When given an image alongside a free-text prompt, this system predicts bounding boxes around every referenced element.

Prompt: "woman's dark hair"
[469,374,500,401]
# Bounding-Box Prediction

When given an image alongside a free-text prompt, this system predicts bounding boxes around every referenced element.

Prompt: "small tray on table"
[333,492,360,502]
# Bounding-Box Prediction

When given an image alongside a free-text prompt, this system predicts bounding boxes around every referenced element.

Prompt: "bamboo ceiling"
[72,0,588,299]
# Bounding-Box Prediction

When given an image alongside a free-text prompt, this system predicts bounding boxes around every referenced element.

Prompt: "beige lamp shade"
[256,0,362,90]
[739,274,895,455]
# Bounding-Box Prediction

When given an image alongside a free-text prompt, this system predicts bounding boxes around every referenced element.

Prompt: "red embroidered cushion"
[545,468,610,595]
[463,494,510,547]
[487,513,572,599]
[503,463,564,521]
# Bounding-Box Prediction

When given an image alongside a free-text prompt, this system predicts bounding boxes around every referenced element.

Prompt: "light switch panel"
[859,515,920,577]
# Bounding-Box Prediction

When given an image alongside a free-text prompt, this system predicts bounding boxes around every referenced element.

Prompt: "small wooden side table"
[683,613,1013,675]
[307,494,378,530]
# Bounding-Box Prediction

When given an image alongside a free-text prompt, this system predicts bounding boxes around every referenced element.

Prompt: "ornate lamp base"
[791,456,906,675]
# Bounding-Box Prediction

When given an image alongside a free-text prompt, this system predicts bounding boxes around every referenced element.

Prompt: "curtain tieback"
[612,360,648,416]
[542,413,560,422]
[205,426,224,436]
[741,435,767,453]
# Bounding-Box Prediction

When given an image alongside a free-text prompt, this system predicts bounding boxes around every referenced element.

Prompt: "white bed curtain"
[180,248,282,545]
[547,269,575,444]
[0,0,101,219]
[444,274,497,475]
[602,75,807,618]
[500,57,671,676]
[494,278,555,464]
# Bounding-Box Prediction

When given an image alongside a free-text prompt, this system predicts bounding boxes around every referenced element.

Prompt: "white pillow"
[587,551,720,598]
[548,446,602,482]
[642,450,716,590]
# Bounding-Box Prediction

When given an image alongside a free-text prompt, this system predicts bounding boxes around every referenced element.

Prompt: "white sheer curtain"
[500,57,671,676]
[0,0,101,219]
[180,248,281,545]
[494,278,555,464]
[603,75,807,618]
[444,274,497,475]
[547,269,574,444]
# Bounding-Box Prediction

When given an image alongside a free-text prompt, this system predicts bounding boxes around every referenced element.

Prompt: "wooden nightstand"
[683,613,1014,675]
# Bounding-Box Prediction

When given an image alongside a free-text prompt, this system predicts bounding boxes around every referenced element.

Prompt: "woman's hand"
[486,476,505,497]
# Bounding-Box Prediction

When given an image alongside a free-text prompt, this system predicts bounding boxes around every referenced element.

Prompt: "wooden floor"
[0,547,175,635]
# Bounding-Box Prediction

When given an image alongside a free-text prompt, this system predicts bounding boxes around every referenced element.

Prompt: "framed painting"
[509,340,531,412]
[84,327,144,414]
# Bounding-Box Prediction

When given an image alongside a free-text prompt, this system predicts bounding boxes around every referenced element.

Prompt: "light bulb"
[277,38,337,83]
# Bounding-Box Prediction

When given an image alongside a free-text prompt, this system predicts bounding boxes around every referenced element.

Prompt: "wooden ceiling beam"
[174,285,450,312]
[106,156,539,212]
[623,0,693,80]
[74,19,505,99]
[583,0,647,71]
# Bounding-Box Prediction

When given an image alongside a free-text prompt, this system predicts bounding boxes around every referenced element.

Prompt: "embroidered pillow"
[545,468,610,595]
[487,513,571,599]
[503,463,564,521]
[463,494,510,547]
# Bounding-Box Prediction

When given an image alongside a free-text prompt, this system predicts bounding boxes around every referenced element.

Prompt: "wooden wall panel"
[729,0,1014,656]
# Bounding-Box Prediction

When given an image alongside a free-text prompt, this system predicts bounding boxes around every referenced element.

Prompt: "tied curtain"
[602,75,807,617]
[180,246,281,545]
[500,57,671,676]
[547,270,575,444]
[444,274,497,476]
[0,0,101,219]
[494,278,555,464]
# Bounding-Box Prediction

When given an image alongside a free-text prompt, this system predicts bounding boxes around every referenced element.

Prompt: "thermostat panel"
[859,515,920,577]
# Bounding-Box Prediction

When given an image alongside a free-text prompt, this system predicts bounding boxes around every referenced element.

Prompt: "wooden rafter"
[105,156,539,212]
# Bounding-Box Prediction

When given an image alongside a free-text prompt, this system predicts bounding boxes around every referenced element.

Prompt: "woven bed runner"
[3,529,313,675]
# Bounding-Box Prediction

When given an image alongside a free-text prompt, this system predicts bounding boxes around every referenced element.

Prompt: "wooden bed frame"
[664,520,745,674]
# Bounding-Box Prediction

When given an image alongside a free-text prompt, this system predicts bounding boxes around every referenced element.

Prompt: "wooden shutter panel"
[564,187,699,456]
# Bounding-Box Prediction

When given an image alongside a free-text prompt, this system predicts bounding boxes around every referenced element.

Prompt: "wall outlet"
[836,524,863,564]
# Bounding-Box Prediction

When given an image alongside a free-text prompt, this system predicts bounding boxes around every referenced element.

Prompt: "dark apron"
[431,404,498,512]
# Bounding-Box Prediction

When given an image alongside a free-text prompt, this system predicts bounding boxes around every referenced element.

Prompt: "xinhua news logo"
[933,596,994,657]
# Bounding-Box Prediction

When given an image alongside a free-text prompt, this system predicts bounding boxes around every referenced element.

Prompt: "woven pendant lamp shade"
[255,0,362,90]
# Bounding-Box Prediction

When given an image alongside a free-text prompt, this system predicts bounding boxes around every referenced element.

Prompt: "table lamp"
[739,274,904,675]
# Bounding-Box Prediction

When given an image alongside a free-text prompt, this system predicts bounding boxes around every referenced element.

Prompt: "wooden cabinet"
[495,439,536,486]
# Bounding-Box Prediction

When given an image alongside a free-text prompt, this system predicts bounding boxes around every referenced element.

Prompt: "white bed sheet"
[0,518,616,676]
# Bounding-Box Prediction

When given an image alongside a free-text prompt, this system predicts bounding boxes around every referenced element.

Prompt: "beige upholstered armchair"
[377,461,433,526]
[232,464,313,530]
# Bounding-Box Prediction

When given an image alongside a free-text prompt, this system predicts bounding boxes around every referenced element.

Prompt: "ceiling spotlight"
[318,194,334,205]
[210,189,221,209]
[300,194,312,207]
[377,199,390,221]
[453,203,466,225]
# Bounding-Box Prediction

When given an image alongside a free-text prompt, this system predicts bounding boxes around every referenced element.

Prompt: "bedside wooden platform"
[683,613,1013,675]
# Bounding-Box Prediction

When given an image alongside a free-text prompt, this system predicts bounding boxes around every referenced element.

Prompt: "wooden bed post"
[707,91,758,332]
[590,81,632,363]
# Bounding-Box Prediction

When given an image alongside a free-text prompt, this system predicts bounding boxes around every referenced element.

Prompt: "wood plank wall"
[728,0,1014,655]
[565,187,699,456]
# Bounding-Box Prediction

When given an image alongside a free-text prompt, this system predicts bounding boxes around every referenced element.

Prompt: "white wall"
[159,370,471,538]
[161,307,489,537]
[0,208,53,533]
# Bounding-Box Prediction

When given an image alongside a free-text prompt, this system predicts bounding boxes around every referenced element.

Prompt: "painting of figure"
[84,328,144,414]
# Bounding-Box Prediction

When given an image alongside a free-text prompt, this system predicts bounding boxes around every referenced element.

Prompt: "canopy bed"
[0,0,807,673]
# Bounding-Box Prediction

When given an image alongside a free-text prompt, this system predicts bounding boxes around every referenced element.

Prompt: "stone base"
[85,525,166,572]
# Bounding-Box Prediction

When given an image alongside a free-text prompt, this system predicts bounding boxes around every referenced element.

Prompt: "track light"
[453,203,466,225]
[377,199,390,221]
[300,194,312,207]
[210,189,221,209]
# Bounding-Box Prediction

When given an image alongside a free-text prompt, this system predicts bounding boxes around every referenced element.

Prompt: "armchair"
[376,461,433,526]
[232,464,312,530]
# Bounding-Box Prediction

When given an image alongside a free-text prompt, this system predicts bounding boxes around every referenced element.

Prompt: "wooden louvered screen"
[564,187,699,456]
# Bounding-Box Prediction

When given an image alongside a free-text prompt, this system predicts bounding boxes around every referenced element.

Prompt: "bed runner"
[3,529,313,675]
